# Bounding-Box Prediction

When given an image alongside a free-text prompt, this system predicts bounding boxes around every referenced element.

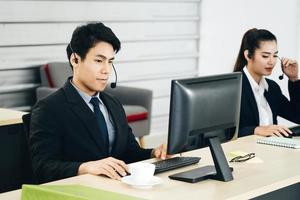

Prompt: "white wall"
[1,0,299,136]
[199,0,299,126]
[297,1,300,64]
[0,0,201,135]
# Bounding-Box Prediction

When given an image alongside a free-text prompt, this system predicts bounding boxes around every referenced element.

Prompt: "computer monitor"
[167,72,242,182]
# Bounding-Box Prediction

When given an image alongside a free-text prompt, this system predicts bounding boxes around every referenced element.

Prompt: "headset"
[69,43,78,64]
[278,57,284,80]
[110,63,117,88]
[69,43,118,88]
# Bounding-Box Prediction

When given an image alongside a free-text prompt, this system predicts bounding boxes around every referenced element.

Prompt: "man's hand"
[78,157,128,180]
[152,143,172,160]
[254,125,292,137]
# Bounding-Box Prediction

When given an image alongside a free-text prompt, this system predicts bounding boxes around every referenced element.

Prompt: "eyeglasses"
[229,153,255,163]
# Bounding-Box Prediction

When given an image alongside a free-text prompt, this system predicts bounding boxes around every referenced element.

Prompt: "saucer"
[121,176,162,189]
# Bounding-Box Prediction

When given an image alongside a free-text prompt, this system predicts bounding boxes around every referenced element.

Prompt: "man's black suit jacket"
[238,72,300,137]
[29,80,152,183]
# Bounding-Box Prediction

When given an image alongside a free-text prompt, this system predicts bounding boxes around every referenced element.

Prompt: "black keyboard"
[152,156,201,174]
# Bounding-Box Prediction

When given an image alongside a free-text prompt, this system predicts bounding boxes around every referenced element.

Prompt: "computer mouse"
[289,126,300,136]
[282,134,293,138]
[267,134,293,138]
[116,171,131,177]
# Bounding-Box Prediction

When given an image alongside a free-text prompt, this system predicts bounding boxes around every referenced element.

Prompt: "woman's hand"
[281,57,298,81]
[254,125,292,137]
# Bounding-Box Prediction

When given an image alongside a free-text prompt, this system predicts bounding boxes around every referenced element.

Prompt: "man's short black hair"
[66,22,121,69]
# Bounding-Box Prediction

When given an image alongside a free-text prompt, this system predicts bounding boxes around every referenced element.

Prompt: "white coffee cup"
[128,163,155,184]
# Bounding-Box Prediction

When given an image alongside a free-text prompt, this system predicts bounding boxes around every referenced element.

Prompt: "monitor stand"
[169,136,233,183]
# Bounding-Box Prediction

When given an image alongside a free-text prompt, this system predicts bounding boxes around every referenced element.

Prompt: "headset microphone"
[110,63,117,88]
[278,57,284,80]
[279,74,284,80]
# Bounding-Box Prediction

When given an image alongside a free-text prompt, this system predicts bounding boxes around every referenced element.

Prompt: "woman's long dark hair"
[233,28,277,72]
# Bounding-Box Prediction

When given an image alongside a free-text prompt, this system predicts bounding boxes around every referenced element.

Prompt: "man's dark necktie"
[90,97,109,154]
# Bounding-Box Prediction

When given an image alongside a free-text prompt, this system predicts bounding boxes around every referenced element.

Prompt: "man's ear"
[70,53,79,68]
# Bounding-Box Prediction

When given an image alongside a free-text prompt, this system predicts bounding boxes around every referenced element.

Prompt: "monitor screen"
[167,72,242,182]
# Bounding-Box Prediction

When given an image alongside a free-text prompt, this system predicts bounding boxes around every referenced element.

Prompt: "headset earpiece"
[247,52,253,59]
[74,55,78,64]
[69,43,78,64]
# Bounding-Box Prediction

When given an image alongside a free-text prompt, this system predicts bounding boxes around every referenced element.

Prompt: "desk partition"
[0,109,33,193]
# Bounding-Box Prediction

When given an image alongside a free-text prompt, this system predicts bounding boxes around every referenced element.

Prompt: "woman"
[233,28,300,137]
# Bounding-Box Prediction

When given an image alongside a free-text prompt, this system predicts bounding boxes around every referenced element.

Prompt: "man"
[30,22,167,183]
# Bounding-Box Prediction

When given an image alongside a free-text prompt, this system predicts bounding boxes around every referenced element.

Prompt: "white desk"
[0,108,26,126]
[1,135,300,200]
